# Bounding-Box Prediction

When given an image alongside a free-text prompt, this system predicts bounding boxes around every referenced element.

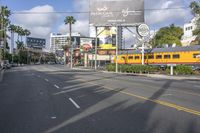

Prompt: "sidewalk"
[73,67,200,81]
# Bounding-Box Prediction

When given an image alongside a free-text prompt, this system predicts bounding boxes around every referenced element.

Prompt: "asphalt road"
[0,65,200,133]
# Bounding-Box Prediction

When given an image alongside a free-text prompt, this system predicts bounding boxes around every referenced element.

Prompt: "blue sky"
[0,0,197,49]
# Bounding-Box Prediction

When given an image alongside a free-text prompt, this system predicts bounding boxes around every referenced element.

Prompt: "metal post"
[170,65,174,76]
[141,38,144,65]
[115,26,118,73]
[95,26,97,70]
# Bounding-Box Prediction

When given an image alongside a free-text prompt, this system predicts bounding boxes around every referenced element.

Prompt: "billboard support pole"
[95,26,97,70]
[94,27,106,71]
[115,26,118,73]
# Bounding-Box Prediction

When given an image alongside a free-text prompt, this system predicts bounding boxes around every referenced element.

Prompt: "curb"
[100,70,200,81]
[0,68,5,82]
[72,67,200,81]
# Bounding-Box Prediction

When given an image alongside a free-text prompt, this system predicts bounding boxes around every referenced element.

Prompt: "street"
[0,65,200,133]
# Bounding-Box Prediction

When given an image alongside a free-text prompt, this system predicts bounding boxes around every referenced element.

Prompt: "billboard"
[27,37,46,49]
[90,0,144,26]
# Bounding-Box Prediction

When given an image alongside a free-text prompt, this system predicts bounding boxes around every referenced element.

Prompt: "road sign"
[137,24,149,37]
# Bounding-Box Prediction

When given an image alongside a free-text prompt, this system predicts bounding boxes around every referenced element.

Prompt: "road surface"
[0,65,200,133]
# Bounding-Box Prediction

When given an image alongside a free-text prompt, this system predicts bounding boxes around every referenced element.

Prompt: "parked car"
[192,66,200,71]
[47,61,55,65]
[1,60,11,69]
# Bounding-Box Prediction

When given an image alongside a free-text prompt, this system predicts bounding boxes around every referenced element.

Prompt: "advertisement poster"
[80,38,94,52]
[98,27,116,49]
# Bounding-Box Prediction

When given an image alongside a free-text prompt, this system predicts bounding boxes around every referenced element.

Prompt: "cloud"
[13,5,58,38]
[57,0,89,36]
[58,20,89,35]
[145,0,192,26]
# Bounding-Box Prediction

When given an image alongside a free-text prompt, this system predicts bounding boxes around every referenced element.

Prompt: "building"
[26,37,46,51]
[181,17,198,46]
[50,33,81,53]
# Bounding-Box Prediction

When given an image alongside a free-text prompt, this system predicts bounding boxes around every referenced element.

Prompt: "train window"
[193,54,200,58]
[164,55,171,59]
[121,56,126,60]
[135,56,140,60]
[148,55,154,59]
[173,54,180,59]
[128,56,133,60]
[156,55,162,59]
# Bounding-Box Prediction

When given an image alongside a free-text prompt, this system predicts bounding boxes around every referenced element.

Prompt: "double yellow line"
[79,78,200,117]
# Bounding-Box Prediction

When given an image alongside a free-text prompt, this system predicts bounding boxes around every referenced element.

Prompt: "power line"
[11,6,191,15]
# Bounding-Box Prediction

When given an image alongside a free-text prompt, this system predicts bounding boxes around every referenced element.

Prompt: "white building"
[181,17,198,46]
[50,33,81,53]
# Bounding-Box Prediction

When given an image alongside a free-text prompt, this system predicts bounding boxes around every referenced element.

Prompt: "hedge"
[106,64,159,74]
[106,64,194,75]
[167,65,193,75]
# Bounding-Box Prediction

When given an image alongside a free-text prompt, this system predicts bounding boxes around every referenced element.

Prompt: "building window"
[156,55,162,59]
[128,56,133,60]
[173,54,180,59]
[135,56,140,60]
[148,55,154,59]
[164,55,171,59]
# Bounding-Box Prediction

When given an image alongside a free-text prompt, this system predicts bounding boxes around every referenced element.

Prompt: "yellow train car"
[115,45,200,65]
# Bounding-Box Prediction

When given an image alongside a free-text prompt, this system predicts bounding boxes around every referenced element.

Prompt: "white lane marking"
[51,116,57,119]
[37,75,41,78]
[54,84,60,89]
[194,85,200,88]
[69,98,80,109]
[162,94,172,97]
[45,79,49,82]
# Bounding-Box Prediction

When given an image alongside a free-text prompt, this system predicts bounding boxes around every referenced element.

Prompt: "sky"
[0,0,198,49]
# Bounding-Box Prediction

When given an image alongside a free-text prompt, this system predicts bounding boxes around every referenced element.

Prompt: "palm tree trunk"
[69,23,73,69]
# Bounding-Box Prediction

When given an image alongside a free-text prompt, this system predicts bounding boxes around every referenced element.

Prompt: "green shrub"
[175,65,193,75]
[106,64,115,72]
[106,64,159,74]
[166,65,193,75]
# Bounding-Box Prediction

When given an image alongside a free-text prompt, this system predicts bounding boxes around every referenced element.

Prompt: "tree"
[0,6,11,60]
[62,44,70,64]
[151,24,183,48]
[190,1,200,44]
[64,16,76,68]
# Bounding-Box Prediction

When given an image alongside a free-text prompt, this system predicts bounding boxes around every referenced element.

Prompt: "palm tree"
[0,6,11,60]
[23,29,31,47]
[64,16,76,68]
[8,24,17,53]
[16,26,23,41]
